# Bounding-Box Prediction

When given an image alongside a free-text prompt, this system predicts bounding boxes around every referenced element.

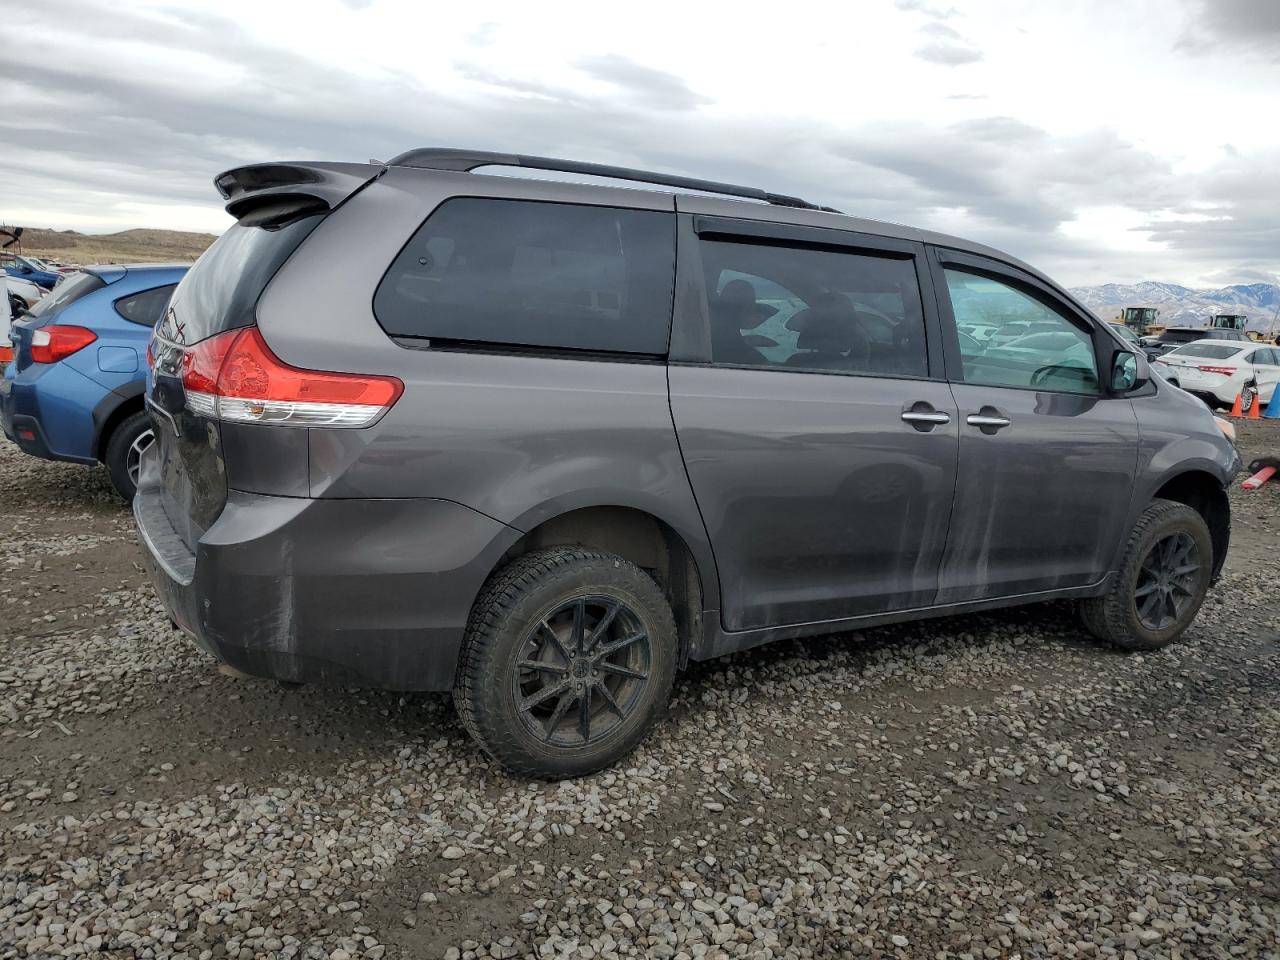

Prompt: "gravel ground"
[1,422,1278,960]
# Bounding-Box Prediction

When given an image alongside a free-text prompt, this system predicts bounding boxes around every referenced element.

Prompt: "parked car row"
[1140,325,1252,361]
[1,252,74,290]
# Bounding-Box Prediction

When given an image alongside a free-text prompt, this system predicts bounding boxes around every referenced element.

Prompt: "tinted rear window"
[115,283,177,326]
[156,214,322,346]
[374,198,675,355]
[26,271,105,319]
[1159,329,1204,344]
[1169,343,1243,360]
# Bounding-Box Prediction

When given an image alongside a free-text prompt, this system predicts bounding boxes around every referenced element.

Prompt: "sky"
[2,0,1277,288]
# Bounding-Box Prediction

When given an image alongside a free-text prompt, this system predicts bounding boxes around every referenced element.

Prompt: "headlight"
[1214,416,1236,443]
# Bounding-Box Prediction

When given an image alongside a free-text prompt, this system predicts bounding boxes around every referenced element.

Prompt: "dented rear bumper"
[133,456,520,691]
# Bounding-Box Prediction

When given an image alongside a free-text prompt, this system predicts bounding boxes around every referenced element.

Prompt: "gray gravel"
[1,422,1278,959]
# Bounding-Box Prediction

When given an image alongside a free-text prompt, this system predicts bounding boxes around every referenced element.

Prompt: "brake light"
[180,327,402,427]
[0,345,12,364]
[1197,365,1237,376]
[30,325,97,363]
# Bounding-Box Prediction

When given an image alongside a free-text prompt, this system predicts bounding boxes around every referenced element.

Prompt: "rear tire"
[453,547,678,778]
[104,411,154,501]
[1079,498,1212,651]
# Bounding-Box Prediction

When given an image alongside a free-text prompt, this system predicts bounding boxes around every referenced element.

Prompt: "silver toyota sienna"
[135,149,1240,777]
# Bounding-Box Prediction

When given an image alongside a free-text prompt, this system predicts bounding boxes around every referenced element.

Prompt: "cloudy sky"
[3,0,1277,287]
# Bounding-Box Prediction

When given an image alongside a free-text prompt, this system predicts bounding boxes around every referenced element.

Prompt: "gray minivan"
[135,150,1240,777]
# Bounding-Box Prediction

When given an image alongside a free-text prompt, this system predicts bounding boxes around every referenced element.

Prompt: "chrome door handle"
[901,411,951,425]
[967,414,1011,428]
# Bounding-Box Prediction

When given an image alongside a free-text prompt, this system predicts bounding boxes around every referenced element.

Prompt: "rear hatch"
[148,212,326,548]
[145,160,383,550]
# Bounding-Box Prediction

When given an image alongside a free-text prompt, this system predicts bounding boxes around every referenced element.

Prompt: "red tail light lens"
[0,344,12,364]
[180,327,402,427]
[30,325,97,363]
[1197,365,1237,376]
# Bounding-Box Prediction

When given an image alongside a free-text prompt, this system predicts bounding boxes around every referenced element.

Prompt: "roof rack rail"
[385,148,841,213]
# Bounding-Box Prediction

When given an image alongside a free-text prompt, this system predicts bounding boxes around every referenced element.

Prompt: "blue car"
[1,254,64,290]
[1,263,188,498]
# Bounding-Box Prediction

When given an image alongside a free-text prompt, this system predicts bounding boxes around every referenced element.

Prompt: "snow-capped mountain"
[1069,281,1280,330]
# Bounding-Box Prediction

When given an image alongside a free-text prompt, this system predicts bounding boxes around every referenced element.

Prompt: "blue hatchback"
[1,254,64,290]
[1,263,188,498]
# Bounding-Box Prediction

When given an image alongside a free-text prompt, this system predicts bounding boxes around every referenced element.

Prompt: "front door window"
[945,269,1100,395]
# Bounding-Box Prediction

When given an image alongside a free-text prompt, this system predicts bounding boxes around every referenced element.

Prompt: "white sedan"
[1153,339,1280,407]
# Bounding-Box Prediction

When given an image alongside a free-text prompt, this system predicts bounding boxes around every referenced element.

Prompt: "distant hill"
[4,226,216,265]
[1070,281,1280,331]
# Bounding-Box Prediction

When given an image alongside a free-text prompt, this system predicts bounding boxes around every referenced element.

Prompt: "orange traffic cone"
[1249,392,1263,419]
[1230,393,1243,417]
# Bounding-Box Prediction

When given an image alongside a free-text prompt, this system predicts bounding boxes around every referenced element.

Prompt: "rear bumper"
[0,364,102,464]
[134,458,521,691]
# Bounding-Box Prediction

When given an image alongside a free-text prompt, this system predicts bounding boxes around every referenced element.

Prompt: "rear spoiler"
[213,162,384,225]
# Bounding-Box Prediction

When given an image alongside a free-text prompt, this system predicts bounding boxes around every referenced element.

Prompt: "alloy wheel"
[1134,531,1201,631]
[126,428,155,488]
[512,595,651,746]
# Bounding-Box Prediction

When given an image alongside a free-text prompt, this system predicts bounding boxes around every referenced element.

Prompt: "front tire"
[104,411,154,501]
[1079,499,1213,651]
[453,547,678,778]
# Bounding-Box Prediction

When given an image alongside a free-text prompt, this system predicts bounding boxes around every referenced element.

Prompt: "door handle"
[966,414,1011,428]
[902,411,951,425]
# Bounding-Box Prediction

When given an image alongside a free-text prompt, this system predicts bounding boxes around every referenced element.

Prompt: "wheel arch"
[494,504,716,667]
[91,383,146,462]
[1151,470,1230,578]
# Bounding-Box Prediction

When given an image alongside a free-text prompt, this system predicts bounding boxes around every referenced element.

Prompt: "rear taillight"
[1197,365,1237,376]
[0,345,12,363]
[180,327,402,427]
[30,325,97,363]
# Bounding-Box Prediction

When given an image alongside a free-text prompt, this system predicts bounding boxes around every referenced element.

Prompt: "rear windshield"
[25,271,105,319]
[156,214,322,346]
[1168,343,1242,360]
[374,198,675,355]
[1158,329,1205,344]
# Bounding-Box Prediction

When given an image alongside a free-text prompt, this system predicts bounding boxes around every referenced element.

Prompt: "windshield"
[1168,343,1243,360]
[25,271,105,319]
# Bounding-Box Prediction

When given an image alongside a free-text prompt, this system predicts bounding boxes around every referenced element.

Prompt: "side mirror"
[1110,349,1145,394]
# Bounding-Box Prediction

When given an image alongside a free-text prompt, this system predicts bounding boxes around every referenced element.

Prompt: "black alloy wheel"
[1133,531,1202,631]
[513,595,651,746]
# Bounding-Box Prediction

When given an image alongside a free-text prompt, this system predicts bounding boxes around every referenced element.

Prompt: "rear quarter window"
[374,198,675,355]
[114,283,178,326]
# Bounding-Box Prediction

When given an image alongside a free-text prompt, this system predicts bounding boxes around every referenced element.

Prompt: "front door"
[931,251,1139,602]
[668,219,958,632]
